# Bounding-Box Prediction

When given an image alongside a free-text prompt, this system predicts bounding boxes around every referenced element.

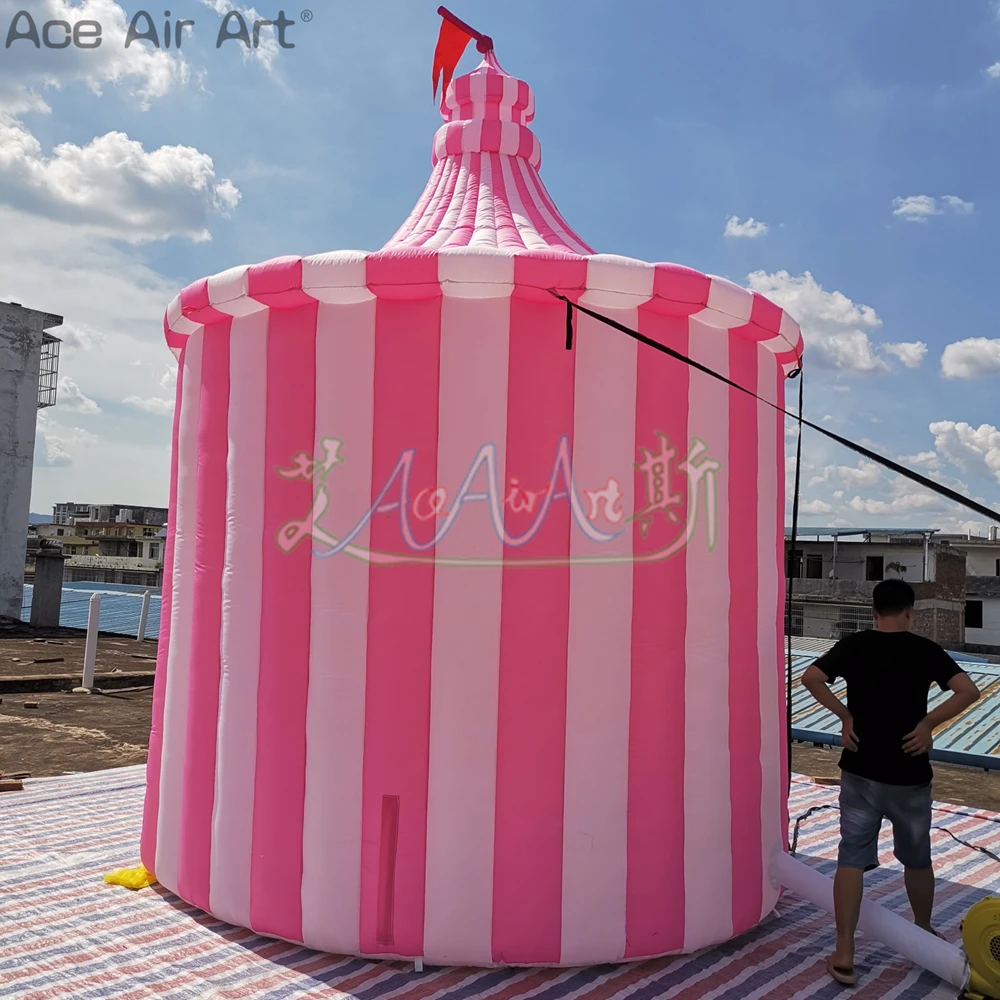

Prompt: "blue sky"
[2,0,999,531]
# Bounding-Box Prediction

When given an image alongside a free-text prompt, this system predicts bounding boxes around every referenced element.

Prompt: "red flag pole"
[436,6,493,53]
[432,7,494,101]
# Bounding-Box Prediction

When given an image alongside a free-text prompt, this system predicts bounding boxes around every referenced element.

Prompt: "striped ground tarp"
[3,768,1000,998]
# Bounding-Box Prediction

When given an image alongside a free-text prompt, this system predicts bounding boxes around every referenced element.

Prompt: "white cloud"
[58,323,104,353]
[892,194,974,222]
[0,0,190,112]
[34,413,99,467]
[898,451,940,469]
[929,421,1000,483]
[847,491,940,515]
[724,215,769,239]
[746,270,889,373]
[0,118,241,243]
[941,195,974,215]
[57,376,101,415]
[1,205,182,508]
[987,62,1000,79]
[160,366,178,392]
[808,461,883,490]
[123,395,175,416]
[800,499,833,515]
[940,338,1000,379]
[883,341,927,368]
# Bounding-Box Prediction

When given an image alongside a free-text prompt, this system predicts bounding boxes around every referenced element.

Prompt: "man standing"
[800,578,980,986]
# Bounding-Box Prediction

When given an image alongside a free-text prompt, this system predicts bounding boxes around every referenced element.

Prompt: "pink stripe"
[140,350,185,873]
[625,311,689,957]
[249,303,317,942]
[359,263,441,957]
[210,310,269,929]
[391,162,446,245]
[727,336,763,935]
[560,301,636,964]
[300,297,377,955]
[492,280,579,964]
[412,158,461,249]
[154,335,203,891]
[423,291,509,966]
[519,163,594,255]
[757,346,782,919]
[176,319,231,910]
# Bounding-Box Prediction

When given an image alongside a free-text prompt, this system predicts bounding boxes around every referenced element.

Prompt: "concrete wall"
[0,302,61,619]
[966,596,1000,648]
[962,546,1000,577]
[786,540,929,582]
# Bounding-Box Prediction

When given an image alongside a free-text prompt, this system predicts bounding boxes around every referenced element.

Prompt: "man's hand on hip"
[841,716,859,752]
[903,720,934,755]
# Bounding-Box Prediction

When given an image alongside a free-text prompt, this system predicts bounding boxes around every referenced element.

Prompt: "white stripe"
[560,298,637,964]
[154,330,203,892]
[423,288,510,966]
[209,311,268,926]
[300,297,377,954]
[501,73,518,122]
[469,67,488,122]
[498,155,549,251]
[756,346,782,919]
[683,318,733,950]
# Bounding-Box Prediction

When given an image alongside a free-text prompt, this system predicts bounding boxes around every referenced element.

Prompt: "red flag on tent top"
[432,6,493,101]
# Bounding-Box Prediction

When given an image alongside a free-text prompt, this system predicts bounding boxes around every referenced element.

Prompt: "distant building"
[52,502,92,525]
[0,301,62,619]
[52,502,168,526]
[36,521,165,588]
[785,526,1000,653]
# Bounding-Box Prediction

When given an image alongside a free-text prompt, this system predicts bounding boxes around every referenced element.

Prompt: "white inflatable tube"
[772,851,969,990]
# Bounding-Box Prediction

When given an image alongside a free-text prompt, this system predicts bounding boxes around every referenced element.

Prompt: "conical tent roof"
[164,55,803,374]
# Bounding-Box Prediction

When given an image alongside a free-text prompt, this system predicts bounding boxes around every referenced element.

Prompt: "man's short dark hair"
[872,579,915,616]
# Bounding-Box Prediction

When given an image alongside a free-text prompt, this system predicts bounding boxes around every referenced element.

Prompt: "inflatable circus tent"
[141,28,805,968]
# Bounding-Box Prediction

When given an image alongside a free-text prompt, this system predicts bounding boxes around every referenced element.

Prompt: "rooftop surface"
[791,638,1000,769]
[4,766,994,998]
[20,583,161,639]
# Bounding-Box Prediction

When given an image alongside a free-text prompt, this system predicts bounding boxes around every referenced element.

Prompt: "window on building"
[996,558,999,577]
[787,549,803,579]
[806,554,824,579]
[57,528,64,536]
[866,556,884,582]
[127,541,139,557]
[150,544,160,560]
[966,601,984,630]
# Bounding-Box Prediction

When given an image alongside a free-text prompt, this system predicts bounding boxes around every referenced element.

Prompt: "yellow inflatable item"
[962,896,1000,1000]
[103,864,158,890]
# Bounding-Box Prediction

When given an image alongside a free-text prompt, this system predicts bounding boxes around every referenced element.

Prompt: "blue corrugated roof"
[20,583,162,639]
[790,641,1000,770]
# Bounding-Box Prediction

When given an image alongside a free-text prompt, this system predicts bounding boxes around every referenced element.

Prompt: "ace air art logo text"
[273,433,721,567]
[3,9,302,51]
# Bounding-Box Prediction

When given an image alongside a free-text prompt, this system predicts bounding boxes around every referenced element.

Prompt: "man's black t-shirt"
[814,629,962,786]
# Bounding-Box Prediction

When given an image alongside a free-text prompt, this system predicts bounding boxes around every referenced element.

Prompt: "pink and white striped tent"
[143,47,804,968]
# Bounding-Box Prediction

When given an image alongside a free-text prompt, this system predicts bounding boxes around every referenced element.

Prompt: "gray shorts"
[838,771,933,871]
